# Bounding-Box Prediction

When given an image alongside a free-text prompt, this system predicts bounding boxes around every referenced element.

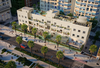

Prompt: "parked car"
[0,32,4,35]
[22,37,28,42]
[20,44,27,49]
[0,36,4,40]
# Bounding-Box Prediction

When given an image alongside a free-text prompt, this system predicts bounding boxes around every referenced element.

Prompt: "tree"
[16,36,22,50]
[56,51,64,67]
[33,4,36,9]
[89,18,98,28]
[21,24,28,37]
[12,21,17,35]
[5,61,16,68]
[89,44,97,58]
[41,46,48,60]
[32,28,37,39]
[56,35,62,50]
[67,13,73,18]
[28,41,34,55]
[43,32,49,46]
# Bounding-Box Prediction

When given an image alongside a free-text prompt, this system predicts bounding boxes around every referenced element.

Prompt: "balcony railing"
[0,5,10,13]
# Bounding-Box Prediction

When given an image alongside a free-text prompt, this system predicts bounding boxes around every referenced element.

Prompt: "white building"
[17,7,92,49]
[0,0,12,22]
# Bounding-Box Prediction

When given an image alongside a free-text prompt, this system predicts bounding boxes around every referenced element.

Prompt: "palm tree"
[28,41,34,55]
[41,46,48,60]
[43,31,48,46]
[16,36,22,50]
[56,51,64,67]
[32,28,37,39]
[5,61,16,68]
[21,24,28,37]
[56,35,62,50]
[89,44,97,58]
[12,21,17,35]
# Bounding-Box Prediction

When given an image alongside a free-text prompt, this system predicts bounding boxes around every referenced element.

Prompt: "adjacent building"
[74,0,100,22]
[40,0,75,14]
[0,0,12,22]
[40,0,100,22]
[17,7,92,48]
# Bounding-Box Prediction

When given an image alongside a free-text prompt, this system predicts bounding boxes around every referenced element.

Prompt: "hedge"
[15,47,67,68]
[16,57,32,66]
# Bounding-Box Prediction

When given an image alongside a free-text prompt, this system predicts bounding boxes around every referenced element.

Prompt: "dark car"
[0,32,4,35]
[0,36,4,40]
[20,44,27,49]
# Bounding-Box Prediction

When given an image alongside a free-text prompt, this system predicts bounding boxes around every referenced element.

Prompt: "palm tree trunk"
[19,44,21,50]
[57,43,59,50]
[45,38,46,46]
[44,53,45,60]
[31,47,32,55]
[58,59,60,67]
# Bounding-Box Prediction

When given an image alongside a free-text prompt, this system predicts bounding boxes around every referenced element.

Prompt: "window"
[47,21,51,23]
[19,15,20,17]
[83,31,85,33]
[68,26,70,28]
[25,21,27,23]
[22,20,24,22]
[73,29,76,31]
[42,19,44,21]
[25,16,27,18]
[77,35,79,37]
[72,34,75,36]
[82,36,84,39]
[78,30,80,32]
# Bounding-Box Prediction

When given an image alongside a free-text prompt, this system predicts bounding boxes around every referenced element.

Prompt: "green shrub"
[30,63,36,68]
[16,57,32,66]
[1,49,7,54]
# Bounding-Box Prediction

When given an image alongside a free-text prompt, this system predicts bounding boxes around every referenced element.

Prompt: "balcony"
[57,30,62,33]
[63,32,70,35]
[51,28,56,32]
[39,22,45,26]
[0,5,10,13]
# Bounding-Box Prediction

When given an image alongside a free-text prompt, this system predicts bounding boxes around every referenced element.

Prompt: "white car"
[22,37,29,42]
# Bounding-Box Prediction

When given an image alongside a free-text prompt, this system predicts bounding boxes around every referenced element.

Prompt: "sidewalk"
[0,25,100,68]
[0,40,56,68]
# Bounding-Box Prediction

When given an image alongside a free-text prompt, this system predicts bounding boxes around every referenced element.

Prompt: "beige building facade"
[17,7,92,49]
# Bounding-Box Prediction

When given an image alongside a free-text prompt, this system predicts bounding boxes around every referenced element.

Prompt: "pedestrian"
[74,54,75,56]
[55,46,56,48]
[18,62,20,65]
[11,56,13,59]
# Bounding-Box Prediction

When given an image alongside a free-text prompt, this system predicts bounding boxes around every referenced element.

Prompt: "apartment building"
[40,0,100,22]
[17,7,92,48]
[0,0,12,22]
[74,0,100,22]
[40,0,76,14]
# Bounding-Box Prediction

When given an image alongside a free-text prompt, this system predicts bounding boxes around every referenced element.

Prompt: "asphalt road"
[0,34,93,68]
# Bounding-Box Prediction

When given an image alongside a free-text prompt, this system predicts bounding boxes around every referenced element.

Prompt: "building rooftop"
[22,7,33,10]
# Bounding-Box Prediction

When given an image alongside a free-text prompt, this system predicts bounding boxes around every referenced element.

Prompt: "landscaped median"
[13,28,83,52]
[1,48,44,68]
[15,47,67,68]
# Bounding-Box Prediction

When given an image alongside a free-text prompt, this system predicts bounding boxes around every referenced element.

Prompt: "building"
[40,0,100,22]
[74,0,100,22]
[40,0,75,14]
[17,7,92,49]
[0,0,12,22]
[11,0,40,16]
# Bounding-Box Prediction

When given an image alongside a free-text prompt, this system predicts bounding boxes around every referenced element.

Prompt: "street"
[0,33,93,68]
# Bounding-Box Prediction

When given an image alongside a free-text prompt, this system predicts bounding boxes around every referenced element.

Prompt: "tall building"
[40,0,76,14]
[17,7,92,48]
[0,0,12,22]
[40,0,100,22]
[11,0,40,16]
[74,0,100,22]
